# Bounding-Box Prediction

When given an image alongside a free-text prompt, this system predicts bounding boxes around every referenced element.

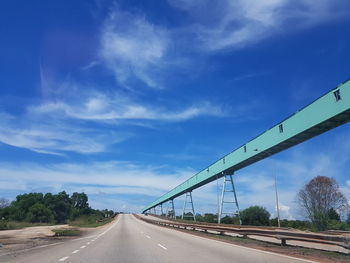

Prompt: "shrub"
[241,206,270,226]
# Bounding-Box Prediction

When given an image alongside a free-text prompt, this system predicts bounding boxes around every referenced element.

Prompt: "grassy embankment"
[52,228,81,236]
[68,214,115,228]
[0,214,116,233]
[0,221,52,230]
[52,214,116,236]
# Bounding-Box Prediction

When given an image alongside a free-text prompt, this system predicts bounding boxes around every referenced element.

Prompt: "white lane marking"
[158,244,168,250]
[72,250,79,254]
[146,235,151,239]
[87,242,91,245]
[80,245,86,249]
[134,215,319,263]
[73,235,98,241]
[58,256,69,261]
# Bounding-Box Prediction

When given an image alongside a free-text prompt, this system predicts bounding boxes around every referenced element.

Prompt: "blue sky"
[1,0,350,219]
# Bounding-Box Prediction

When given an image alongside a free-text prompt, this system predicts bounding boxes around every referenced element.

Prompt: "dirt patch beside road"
[0,225,92,256]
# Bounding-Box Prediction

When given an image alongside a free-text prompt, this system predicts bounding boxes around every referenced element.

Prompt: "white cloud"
[6,160,191,191]
[169,0,350,51]
[0,77,225,155]
[272,203,294,220]
[0,107,127,154]
[31,93,224,122]
[0,160,195,211]
[100,7,170,88]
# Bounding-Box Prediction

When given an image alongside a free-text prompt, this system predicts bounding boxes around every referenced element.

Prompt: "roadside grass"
[52,228,81,236]
[69,214,114,228]
[0,214,116,231]
[0,220,53,230]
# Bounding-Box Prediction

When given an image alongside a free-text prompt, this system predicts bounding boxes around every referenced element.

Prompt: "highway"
[0,214,318,263]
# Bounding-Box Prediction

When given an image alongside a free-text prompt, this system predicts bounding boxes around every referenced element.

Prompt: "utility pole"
[216,173,220,224]
[274,166,281,228]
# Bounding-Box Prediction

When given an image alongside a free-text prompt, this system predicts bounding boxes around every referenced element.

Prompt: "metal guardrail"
[136,215,350,251]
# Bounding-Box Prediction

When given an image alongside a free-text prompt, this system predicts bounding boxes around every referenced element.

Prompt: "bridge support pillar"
[218,173,241,224]
[166,199,176,219]
[182,191,196,222]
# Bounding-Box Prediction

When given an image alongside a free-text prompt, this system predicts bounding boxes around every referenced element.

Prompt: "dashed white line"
[158,244,168,250]
[58,256,69,261]
[87,242,91,245]
[146,235,151,239]
[80,245,86,249]
[72,250,79,254]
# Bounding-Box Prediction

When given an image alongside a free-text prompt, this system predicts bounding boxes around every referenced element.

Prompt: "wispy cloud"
[30,92,224,122]
[0,96,223,155]
[0,112,124,154]
[100,6,170,89]
[168,0,350,51]
[0,71,226,155]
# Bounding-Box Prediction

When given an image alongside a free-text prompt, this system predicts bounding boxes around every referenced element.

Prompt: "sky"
[0,0,350,219]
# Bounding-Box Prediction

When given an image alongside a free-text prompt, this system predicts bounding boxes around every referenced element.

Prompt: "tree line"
[0,191,114,224]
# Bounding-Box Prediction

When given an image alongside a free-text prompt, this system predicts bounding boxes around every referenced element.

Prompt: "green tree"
[26,203,54,223]
[221,216,234,224]
[241,206,270,226]
[11,193,44,221]
[49,191,72,223]
[202,213,217,223]
[0,191,103,225]
[327,208,340,221]
[71,192,89,210]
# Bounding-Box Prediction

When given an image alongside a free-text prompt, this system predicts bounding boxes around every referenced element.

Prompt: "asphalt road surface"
[0,214,319,263]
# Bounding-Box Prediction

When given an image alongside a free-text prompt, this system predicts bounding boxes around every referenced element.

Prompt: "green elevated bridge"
[142,79,350,215]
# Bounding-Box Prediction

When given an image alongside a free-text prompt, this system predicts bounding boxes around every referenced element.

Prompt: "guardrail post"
[182,191,196,222]
[218,173,241,224]
[281,238,287,246]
